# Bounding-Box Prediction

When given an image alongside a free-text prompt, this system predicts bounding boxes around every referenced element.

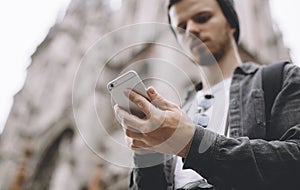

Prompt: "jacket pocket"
[251,89,266,128]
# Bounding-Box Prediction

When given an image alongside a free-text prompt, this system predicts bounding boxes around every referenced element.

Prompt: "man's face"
[169,0,235,64]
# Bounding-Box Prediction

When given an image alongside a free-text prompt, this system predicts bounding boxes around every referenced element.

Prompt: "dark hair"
[167,0,240,43]
[168,0,181,9]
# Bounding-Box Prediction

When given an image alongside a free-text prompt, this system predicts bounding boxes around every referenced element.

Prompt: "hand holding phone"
[107,70,150,118]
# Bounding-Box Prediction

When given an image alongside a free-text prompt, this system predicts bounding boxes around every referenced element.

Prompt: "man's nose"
[186,19,201,36]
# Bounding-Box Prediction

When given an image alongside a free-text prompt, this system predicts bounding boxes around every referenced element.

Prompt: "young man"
[114,0,300,189]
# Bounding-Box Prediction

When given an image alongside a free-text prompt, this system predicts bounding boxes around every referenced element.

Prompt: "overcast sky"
[0,0,299,133]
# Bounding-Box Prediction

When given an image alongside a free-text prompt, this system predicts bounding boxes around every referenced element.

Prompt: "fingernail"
[148,87,156,95]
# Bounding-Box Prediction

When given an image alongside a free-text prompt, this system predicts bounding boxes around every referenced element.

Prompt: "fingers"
[125,136,153,154]
[147,87,178,110]
[113,104,123,124]
[125,129,144,140]
[132,139,149,148]
[114,104,146,132]
[124,89,153,118]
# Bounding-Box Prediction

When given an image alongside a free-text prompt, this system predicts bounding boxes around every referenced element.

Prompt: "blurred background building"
[0,0,291,189]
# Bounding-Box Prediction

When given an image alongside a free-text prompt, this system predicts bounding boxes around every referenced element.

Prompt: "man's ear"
[229,26,237,43]
[230,27,236,36]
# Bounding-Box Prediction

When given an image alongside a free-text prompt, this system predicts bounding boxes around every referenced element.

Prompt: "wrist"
[177,123,196,157]
[178,137,193,157]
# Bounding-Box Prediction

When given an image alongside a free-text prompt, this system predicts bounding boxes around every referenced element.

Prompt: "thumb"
[147,87,177,110]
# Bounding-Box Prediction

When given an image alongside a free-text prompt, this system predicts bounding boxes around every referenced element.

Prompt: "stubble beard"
[197,31,232,66]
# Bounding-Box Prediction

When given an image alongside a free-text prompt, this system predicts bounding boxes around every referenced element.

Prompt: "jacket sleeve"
[129,153,169,190]
[183,64,300,189]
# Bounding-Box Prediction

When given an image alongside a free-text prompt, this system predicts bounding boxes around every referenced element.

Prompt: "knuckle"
[132,139,139,147]
[145,110,152,118]
[137,100,145,109]
[170,103,180,110]
[166,111,180,125]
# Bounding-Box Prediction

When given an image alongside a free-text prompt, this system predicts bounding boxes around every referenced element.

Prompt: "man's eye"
[194,15,210,23]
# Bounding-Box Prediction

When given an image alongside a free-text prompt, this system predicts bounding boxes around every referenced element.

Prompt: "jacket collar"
[194,62,260,90]
[234,62,260,75]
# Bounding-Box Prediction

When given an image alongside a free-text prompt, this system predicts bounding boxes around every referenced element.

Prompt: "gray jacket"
[129,62,300,190]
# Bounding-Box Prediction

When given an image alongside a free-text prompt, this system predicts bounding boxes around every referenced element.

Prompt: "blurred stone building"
[235,0,290,63]
[0,0,290,190]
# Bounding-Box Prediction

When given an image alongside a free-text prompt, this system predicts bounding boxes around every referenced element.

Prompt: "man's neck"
[200,43,241,91]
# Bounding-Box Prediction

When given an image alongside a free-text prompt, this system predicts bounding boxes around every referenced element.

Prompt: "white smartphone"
[107,70,150,118]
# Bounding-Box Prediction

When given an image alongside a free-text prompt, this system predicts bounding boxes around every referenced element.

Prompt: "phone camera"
[110,83,114,88]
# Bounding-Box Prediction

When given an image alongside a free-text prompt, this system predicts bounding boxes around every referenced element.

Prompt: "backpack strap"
[262,61,289,128]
